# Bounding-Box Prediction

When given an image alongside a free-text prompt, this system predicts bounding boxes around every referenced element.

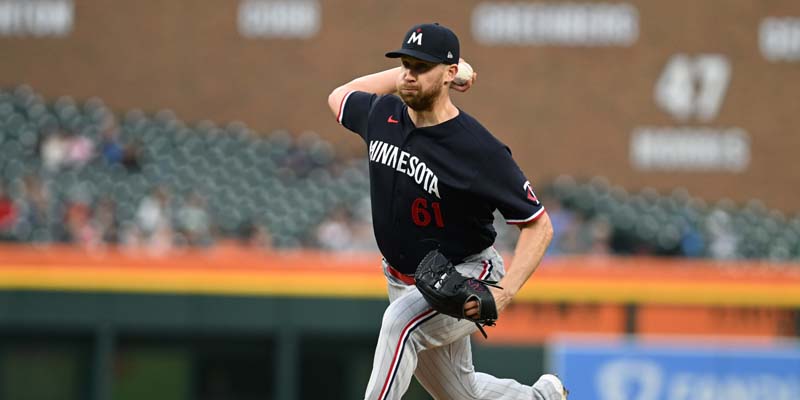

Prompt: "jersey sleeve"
[336,90,378,140]
[470,146,546,225]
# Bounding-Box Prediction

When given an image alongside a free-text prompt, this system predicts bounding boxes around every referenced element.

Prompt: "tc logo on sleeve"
[523,181,540,205]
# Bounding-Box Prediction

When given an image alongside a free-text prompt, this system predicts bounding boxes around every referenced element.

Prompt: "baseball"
[453,60,474,85]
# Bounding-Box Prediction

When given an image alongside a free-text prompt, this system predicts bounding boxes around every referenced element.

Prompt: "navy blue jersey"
[337,91,545,274]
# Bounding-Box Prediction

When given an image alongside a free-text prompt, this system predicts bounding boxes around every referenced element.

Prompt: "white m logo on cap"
[408,31,423,46]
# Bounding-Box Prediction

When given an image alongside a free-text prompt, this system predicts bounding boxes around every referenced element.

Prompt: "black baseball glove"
[414,249,502,338]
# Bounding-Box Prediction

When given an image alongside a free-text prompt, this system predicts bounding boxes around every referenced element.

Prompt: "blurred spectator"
[680,222,705,258]
[121,139,143,172]
[285,131,318,178]
[316,207,353,251]
[119,221,144,250]
[177,191,213,247]
[17,175,55,242]
[586,216,612,255]
[63,130,94,168]
[541,196,577,256]
[100,126,124,165]
[240,222,274,251]
[64,196,100,248]
[707,209,738,259]
[40,128,95,171]
[93,196,119,244]
[558,211,587,255]
[0,181,18,240]
[346,197,378,251]
[348,220,378,251]
[132,186,174,253]
[491,210,520,254]
[40,130,68,172]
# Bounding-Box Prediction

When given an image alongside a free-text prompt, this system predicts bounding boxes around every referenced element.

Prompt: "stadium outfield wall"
[1,243,799,339]
[1,244,799,399]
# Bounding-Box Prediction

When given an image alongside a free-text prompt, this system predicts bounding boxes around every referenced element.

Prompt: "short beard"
[399,83,442,111]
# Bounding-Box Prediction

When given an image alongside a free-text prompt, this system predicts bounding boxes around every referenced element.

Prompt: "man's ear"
[444,64,458,84]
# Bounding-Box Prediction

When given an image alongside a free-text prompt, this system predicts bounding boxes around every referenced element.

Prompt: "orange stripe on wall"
[2,244,800,306]
[0,265,389,299]
[485,303,626,344]
[637,305,797,337]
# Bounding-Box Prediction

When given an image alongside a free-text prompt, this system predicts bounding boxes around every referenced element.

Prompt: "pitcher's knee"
[380,304,436,347]
[428,369,481,399]
[380,303,409,333]
[461,371,482,399]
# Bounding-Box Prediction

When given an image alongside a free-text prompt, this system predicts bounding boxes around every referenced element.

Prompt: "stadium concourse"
[1,84,799,261]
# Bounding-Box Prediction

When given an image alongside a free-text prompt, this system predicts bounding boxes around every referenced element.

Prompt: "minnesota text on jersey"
[369,140,441,199]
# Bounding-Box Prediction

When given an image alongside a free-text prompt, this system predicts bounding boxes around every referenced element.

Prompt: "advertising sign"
[551,337,800,400]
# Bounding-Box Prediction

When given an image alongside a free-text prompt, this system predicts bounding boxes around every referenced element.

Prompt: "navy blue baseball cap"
[386,23,460,65]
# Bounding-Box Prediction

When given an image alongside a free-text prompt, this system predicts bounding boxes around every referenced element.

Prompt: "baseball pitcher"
[327,22,566,400]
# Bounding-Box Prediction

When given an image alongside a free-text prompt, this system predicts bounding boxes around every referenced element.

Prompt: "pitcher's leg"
[363,291,437,400]
[414,336,534,400]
